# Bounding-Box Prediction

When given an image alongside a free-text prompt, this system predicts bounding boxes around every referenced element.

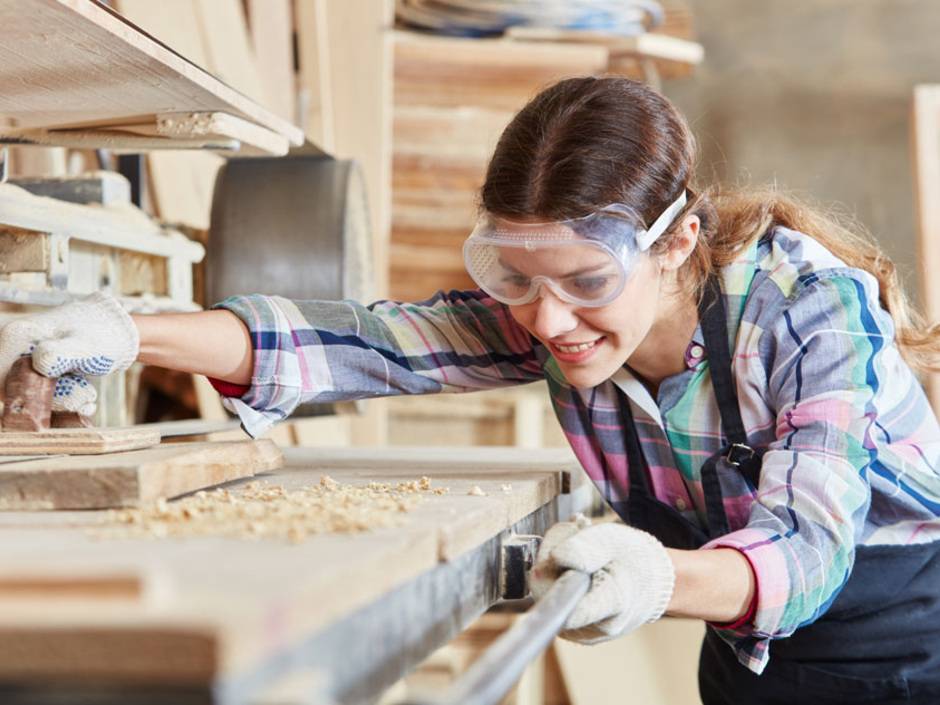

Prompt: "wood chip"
[468,485,486,497]
[89,475,449,544]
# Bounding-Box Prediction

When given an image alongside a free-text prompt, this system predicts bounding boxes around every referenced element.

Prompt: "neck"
[628,277,699,389]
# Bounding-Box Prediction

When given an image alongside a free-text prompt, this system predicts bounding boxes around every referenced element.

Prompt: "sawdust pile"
[92,475,449,543]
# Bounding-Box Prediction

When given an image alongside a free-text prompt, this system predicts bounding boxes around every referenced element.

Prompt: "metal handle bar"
[402,570,590,705]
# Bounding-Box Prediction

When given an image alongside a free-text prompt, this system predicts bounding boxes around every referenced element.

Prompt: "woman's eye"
[502,274,531,288]
[572,276,610,293]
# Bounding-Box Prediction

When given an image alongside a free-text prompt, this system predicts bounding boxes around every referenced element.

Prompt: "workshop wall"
[666,0,940,305]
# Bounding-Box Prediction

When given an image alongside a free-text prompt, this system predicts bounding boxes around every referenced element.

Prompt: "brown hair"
[480,76,940,372]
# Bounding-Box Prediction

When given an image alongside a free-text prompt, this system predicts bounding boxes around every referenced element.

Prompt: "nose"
[531,287,578,340]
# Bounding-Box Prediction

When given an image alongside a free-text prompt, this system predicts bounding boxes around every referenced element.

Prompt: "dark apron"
[614,278,940,704]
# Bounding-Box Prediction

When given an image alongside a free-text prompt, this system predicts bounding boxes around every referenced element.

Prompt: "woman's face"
[507,251,664,388]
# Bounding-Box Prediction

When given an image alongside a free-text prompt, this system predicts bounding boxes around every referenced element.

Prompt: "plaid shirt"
[214,227,940,674]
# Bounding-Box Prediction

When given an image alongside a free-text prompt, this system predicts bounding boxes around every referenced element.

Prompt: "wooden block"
[0,228,49,273]
[0,439,283,509]
[0,427,160,456]
[118,251,168,297]
[1,358,54,432]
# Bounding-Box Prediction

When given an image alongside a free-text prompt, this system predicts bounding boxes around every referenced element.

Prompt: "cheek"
[591,268,660,342]
[508,303,535,333]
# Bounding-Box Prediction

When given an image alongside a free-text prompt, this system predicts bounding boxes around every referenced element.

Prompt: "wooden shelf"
[0,0,303,152]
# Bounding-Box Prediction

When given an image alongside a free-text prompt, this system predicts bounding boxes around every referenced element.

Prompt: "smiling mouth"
[553,339,602,354]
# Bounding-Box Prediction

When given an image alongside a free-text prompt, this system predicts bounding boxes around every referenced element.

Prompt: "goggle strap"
[635,190,688,251]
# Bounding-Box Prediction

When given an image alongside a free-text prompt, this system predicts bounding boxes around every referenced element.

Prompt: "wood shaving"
[89,475,449,544]
[468,485,486,497]
[501,484,513,493]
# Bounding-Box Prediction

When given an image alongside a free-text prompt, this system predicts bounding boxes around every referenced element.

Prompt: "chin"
[558,362,619,389]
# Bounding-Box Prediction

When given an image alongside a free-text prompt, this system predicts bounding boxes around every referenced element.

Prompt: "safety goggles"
[463,191,687,307]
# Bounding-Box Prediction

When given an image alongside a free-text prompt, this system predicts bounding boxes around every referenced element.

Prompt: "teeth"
[555,341,598,353]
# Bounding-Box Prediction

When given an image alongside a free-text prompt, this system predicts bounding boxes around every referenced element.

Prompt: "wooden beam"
[295,0,335,150]
[911,84,940,413]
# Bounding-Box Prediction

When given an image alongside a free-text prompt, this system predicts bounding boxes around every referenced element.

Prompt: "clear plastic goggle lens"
[464,240,627,307]
[463,192,687,307]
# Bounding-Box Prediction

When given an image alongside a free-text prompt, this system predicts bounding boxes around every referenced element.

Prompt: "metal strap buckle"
[726,442,756,467]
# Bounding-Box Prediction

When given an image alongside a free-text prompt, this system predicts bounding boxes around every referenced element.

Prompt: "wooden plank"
[0,0,302,145]
[393,30,610,111]
[0,439,282,509]
[246,0,296,123]
[2,113,292,156]
[0,183,205,262]
[912,85,940,414]
[0,427,160,456]
[504,27,705,65]
[193,0,266,106]
[295,0,335,150]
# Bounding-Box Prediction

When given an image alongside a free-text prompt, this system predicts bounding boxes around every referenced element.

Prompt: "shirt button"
[689,344,705,360]
[675,498,687,511]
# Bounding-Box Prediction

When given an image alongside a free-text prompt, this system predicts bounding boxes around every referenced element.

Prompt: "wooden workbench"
[0,446,594,705]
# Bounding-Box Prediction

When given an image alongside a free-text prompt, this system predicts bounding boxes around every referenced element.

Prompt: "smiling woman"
[2,76,940,705]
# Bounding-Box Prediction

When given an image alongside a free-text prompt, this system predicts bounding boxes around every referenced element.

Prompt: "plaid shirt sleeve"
[211,290,544,436]
[704,270,887,673]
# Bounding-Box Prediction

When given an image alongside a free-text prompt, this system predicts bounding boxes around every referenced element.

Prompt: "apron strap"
[618,386,655,499]
[698,277,762,489]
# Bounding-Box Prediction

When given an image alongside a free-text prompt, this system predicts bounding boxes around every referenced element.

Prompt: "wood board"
[0,446,584,690]
[0,427,160,456]
[0,0,302,145]
[0,439,283,509]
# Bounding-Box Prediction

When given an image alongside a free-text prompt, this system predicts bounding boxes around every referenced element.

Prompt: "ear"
[659,215,700,272]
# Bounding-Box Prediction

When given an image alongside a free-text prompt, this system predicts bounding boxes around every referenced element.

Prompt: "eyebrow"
[497,258,613,278]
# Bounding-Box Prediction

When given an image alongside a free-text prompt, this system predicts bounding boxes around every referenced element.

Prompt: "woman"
[2,77,939,703]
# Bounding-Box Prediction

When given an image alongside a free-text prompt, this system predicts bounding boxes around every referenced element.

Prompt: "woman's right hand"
[0,292,140,416]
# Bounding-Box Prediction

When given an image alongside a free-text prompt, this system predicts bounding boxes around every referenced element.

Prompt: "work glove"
[0,292,139,416]
[530,516,675,645]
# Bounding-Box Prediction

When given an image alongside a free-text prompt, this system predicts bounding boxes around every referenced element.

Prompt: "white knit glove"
[530,517,676,645]
[0,292,139,416]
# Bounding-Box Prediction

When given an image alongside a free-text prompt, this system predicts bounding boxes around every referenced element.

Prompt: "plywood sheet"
[0,0,302,144]
[0,439,283,509]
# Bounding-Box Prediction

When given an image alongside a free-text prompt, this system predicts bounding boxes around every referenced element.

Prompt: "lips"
[550,337,604,362]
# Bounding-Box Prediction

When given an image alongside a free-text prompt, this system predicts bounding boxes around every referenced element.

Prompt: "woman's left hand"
[530,518,676,644]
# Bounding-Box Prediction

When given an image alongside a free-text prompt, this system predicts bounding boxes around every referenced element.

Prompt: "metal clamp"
[499,534,541,600]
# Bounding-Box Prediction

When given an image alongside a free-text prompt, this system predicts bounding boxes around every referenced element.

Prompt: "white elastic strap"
[634,190,688,251]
